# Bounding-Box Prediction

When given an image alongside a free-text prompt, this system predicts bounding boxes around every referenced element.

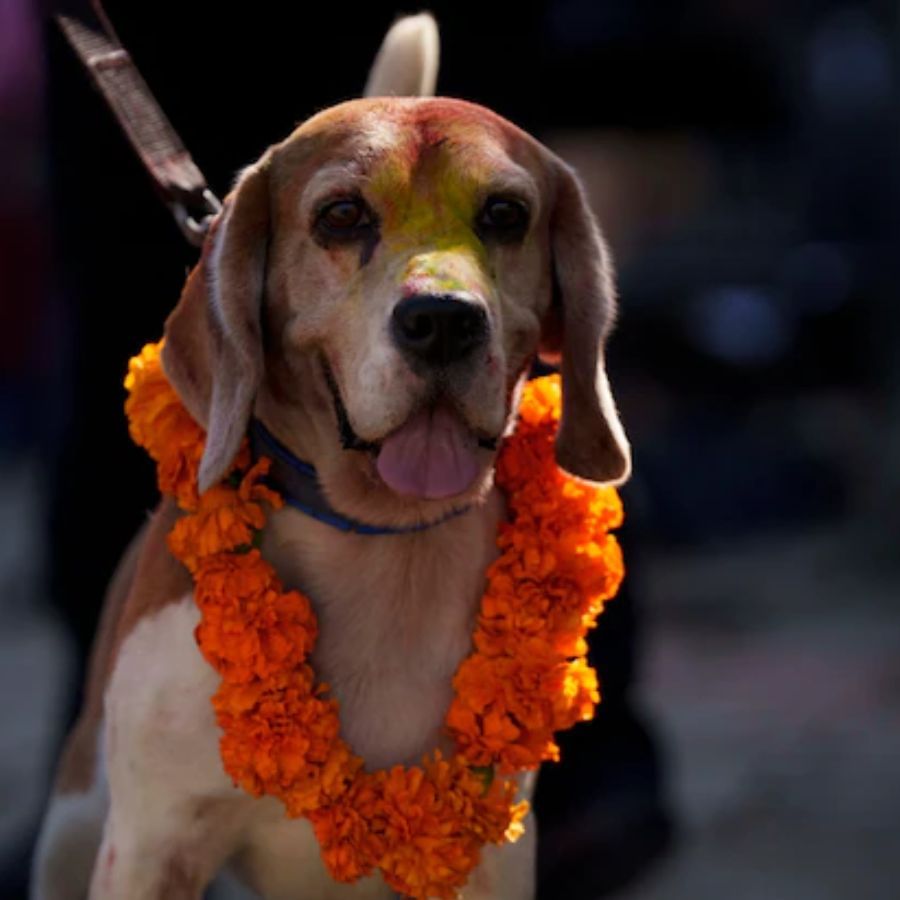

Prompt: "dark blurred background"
[2,1,899,898]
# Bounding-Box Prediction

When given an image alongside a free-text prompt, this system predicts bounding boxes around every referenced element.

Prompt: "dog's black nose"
[391,294,488,366]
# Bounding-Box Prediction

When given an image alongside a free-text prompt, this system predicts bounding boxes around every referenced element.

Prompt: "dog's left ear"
[161,158,270,492]
[540,160,632,486]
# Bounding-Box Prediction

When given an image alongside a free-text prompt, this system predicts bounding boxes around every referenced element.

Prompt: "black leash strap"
[56,1,221,246]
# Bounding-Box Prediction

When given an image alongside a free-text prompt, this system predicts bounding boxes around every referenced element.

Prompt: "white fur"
[364,14,440,98]
[87,597,245,899]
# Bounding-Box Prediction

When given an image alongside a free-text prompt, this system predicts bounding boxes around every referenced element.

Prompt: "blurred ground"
[621,526,900,900]
[0,459,71,874]
[4,453,898,898]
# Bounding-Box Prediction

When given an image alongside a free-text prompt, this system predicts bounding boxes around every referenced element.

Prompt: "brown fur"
[54,499,190,793]
[163,98,629,525]
[39,74,631,900]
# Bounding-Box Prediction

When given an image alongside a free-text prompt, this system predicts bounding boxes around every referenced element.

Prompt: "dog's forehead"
[274,97,544,186]
[298,97,518,145]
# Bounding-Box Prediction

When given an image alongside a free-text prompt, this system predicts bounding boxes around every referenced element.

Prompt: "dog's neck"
[259,490,503,769]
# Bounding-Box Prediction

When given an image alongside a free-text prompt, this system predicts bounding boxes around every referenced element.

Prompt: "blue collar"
[249,419,472,536]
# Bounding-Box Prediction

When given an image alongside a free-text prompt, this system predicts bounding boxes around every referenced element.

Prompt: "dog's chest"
[262,498,502,769]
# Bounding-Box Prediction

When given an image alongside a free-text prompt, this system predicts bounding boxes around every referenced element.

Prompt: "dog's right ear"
[161,158,270,492]
[364,13,440,97]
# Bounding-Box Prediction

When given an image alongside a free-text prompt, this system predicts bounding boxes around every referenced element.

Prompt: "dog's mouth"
[322,358,499,500]
[322,360,381,454]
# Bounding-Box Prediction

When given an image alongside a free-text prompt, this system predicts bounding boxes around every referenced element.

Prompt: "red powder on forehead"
[302,97,504,136]
[409,98,505,134]
[409,99,541,174]
[292,97,538,181]
[398,99,510,170]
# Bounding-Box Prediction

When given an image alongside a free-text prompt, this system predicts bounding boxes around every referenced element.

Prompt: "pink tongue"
[376,406,480,499]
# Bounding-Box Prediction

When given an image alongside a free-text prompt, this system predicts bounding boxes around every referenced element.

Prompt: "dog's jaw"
[317,354,505,517]
[321,357,381,454]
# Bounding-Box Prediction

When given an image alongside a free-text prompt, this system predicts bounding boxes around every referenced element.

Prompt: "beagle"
[33,14,630,900]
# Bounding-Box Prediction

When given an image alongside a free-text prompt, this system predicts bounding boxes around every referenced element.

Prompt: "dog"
[32,14,630,899]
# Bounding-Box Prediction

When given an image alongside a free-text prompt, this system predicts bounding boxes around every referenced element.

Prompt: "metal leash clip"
[169,188,223,248]
[57,0,222,247]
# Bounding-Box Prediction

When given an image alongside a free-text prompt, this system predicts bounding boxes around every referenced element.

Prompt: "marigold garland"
[124,341,624,899]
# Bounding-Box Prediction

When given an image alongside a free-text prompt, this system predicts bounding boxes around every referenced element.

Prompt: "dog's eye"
[478,196,530,241]
[315,198,374,238]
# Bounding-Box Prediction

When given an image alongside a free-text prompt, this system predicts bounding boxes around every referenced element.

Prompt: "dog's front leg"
[461,809,537,900]
[462,770,537,900]
[89,597,247,899]
[88,795,244,900]
[89,812,205,900]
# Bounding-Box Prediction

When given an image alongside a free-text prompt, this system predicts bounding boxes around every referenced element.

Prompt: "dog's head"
[162,96,630,526]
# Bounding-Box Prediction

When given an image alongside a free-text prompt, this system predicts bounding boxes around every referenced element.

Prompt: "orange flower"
[309,778,385,882]
[214,667,356,811]
[366,755,523,899]
[124,341,252,509]
[194,551,317,684]
[167,460,283,571]
[124,342,624,899]
[124,342,206,508]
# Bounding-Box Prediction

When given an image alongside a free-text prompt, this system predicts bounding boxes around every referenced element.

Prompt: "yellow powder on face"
[369,134,491,264]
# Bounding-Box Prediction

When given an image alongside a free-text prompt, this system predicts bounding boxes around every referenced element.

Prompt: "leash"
[55,1,221,247]
[58,5,472,536]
